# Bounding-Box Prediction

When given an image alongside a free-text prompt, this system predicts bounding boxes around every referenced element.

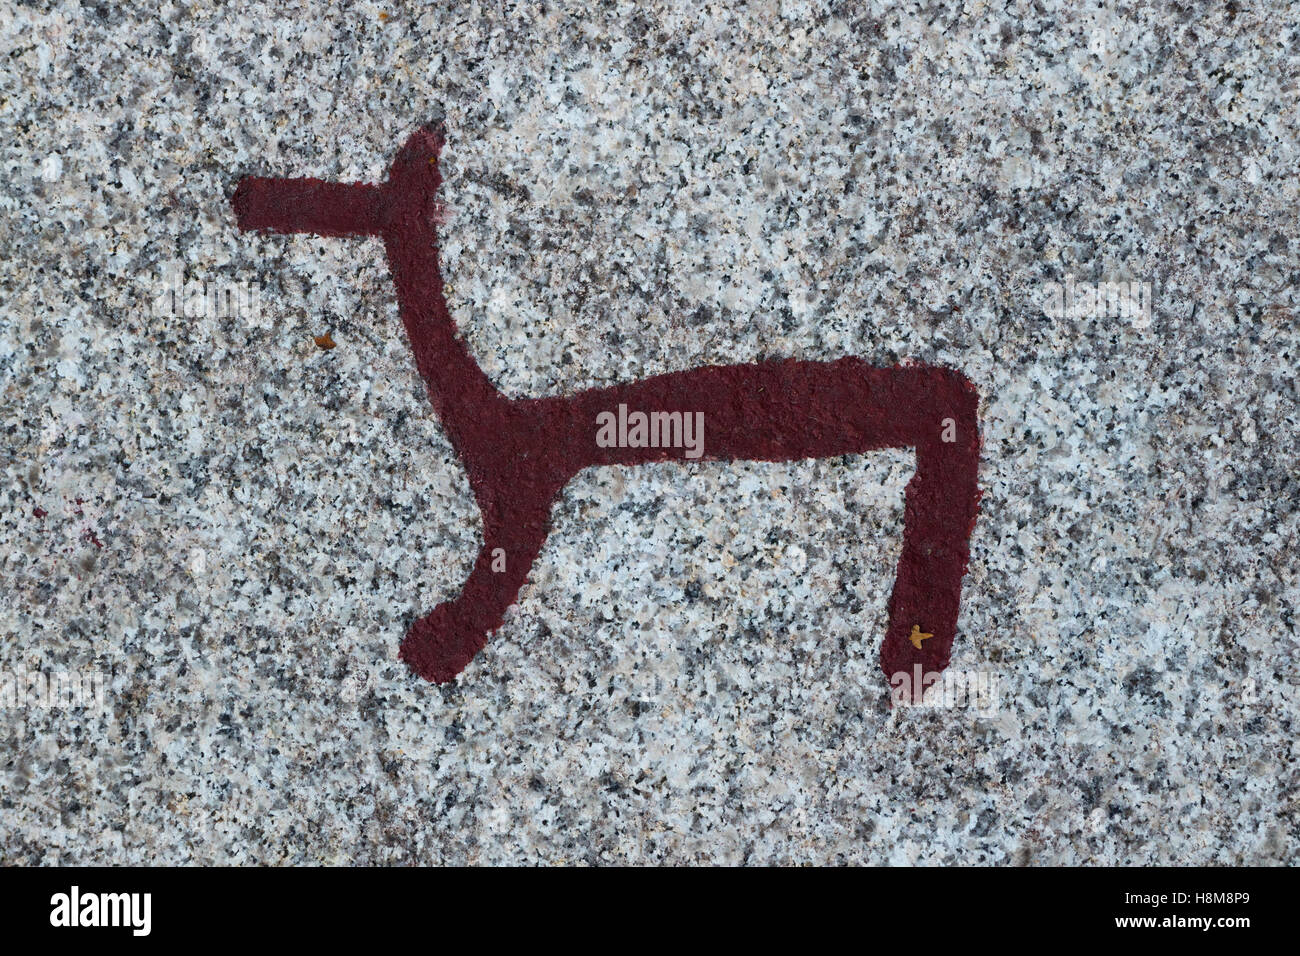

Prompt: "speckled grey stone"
[0,1,1296,864]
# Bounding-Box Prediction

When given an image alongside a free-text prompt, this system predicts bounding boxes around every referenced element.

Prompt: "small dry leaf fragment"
[314,332,336,350]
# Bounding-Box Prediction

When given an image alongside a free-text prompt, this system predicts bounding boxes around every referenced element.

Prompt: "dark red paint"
[232,124,982,698]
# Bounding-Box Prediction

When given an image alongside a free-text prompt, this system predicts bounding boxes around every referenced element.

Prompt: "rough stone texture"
[1,0,1296,864]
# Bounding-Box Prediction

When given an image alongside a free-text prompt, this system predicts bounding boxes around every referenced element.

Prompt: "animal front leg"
[399,500,557,683]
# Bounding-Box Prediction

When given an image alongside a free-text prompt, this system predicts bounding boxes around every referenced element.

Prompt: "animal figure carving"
[232,123,982,696]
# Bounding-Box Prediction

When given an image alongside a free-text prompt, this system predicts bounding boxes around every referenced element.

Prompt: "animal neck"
[382,220,506,446]
[379,124,509,454]
[377,132,506,447]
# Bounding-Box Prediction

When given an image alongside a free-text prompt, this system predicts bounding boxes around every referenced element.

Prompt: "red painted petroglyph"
[232,124,982,697]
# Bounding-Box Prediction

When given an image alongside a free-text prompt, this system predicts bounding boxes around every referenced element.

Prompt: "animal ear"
[393,122,445,171]
[387,123,447,199]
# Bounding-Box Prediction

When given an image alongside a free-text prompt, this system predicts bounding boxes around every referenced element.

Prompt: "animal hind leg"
[875,367,981,695]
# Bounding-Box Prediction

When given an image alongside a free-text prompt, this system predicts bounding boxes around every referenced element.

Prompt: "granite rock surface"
[0,0,1296,864]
